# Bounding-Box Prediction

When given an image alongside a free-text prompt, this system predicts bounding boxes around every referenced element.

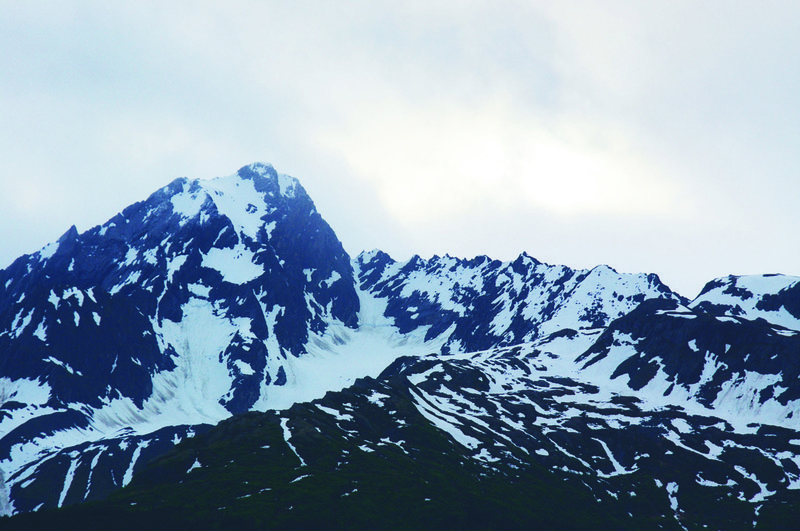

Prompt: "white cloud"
[0,1,799,297]
[319,98,681,224]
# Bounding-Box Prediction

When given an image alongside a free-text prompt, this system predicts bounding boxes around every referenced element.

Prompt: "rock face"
[2,162,800,527]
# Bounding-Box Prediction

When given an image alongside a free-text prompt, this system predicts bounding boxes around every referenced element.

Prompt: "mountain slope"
[8,342,799,529]
[3,162,800,528]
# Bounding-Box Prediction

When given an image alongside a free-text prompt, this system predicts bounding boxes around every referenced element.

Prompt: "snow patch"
[278,173,298,197]
[167,255,187,283]
[316,404,354,422]
[202,244,262,284]
[280,418,306,467]
[233,359,255,376]
[187,459,202,473]
[44,357,82,376]
[203,173,273,240]
[57,452,81,508]
[33,321,47,342]
[410,387,481,450]
[666,481,679,512]
[38,241,59,261]
[170,186,209,222]
[122,440,149,487]
[188,283,211,298]
[10,309,33,339]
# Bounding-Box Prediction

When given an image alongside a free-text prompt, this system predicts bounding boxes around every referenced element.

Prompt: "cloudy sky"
[2,1,799,298]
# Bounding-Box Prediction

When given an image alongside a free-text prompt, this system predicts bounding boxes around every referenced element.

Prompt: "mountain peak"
[241,161,277,177]
[141,162,315,244]
[236,162,304,200]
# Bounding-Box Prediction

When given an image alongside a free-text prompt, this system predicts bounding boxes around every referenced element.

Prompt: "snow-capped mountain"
[0,163,362,512]
[2,162,800,528]
[355,249,677,352]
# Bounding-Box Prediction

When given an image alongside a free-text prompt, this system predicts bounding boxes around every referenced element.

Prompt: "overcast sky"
[2,1,799,298]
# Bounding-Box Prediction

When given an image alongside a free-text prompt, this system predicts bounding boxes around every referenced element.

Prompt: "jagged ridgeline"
[2,163,800,529]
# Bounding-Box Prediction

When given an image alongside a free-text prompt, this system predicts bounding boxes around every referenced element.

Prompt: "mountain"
[0,163,362,513]
[2,162,800,529]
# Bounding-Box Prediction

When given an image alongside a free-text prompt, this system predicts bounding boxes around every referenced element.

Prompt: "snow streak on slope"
[385,335,800,520]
